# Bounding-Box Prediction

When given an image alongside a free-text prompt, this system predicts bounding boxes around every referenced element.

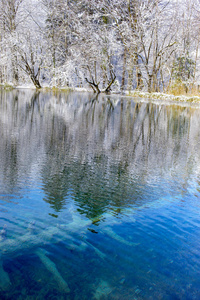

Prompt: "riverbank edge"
[128,91,200,104]
[1,84,200,104]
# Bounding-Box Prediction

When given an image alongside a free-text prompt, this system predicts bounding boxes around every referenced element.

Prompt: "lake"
[0,89,200,299]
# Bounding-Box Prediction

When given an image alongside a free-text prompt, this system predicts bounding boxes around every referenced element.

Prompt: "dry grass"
[166,81,200,97]
[129,90,200,103]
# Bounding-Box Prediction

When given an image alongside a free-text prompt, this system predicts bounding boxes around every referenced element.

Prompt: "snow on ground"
[128,91,200,104]
[2,84,200,105]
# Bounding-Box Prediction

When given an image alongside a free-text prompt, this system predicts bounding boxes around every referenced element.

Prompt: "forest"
[0,0,199,94]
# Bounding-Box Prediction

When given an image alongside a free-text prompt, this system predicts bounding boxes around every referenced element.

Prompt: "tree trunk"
[31,75,42,89]
[121,47,126,93]
[147,75,153,93]
[127,55,134,93]
[12,47,19,85]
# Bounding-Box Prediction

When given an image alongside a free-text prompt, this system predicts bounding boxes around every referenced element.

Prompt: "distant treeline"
[0,0,200,94]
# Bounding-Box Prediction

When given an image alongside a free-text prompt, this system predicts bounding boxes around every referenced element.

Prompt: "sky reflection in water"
[0,90,200,299]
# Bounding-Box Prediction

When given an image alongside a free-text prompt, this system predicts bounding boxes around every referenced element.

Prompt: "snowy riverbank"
[129,91,200,104]
[2,84,200,105]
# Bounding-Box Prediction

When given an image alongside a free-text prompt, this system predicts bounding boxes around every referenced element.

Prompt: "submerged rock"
[119,277,125,284]
[27,221,36,233]
[0,225,7,242]
[0,259,11,290]
[93,279,113,300]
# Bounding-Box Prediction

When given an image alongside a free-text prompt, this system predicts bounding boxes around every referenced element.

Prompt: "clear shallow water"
[0,90,200,299]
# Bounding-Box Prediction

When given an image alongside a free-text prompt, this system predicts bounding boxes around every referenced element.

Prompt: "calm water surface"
[0,90,200,299]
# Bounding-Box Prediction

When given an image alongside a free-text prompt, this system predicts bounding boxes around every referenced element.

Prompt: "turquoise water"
[0,90,200,299]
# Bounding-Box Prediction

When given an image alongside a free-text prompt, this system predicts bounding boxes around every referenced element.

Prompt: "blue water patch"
[0,90,200,299]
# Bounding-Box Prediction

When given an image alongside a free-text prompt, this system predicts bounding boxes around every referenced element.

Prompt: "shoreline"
[1,84,200,104]
[128,91,200,104]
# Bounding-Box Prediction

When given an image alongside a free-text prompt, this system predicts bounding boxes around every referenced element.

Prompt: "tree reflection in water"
[0,89,199,222]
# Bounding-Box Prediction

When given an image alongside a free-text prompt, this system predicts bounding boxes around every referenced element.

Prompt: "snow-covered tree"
[0,0,199,93]
[0,0,24,84]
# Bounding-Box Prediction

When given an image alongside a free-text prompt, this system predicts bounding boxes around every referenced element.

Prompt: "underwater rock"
[0,225,7,242]
[119,277,125,284]
[93,279,113,300]
[35,248,70,293]
[27,221,36,233]
[0,259,11,290]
